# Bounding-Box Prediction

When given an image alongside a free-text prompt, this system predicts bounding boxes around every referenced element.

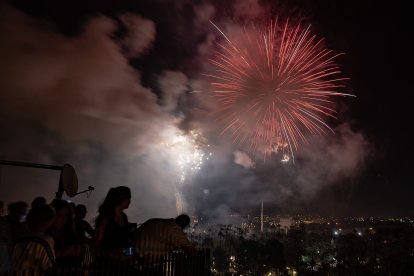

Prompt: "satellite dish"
[0,160,80,199]
[60,164,78,197]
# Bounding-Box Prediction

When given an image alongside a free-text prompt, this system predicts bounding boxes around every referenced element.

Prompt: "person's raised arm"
[170,224,196,253]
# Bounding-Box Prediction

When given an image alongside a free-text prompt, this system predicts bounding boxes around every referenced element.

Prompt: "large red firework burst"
[206,19,353,162]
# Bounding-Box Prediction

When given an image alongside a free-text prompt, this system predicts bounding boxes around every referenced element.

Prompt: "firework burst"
[160,128,211,214]
[206,19,354,162]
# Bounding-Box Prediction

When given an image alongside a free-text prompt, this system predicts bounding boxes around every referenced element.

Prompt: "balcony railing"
[3,245,211,276]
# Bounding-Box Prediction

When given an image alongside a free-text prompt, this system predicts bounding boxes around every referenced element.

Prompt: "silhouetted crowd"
[0,186,195,273]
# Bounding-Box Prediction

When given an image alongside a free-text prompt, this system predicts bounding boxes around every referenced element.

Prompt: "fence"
[3,247,211,276]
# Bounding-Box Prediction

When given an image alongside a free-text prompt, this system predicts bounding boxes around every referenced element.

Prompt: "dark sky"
[0,0,412,220]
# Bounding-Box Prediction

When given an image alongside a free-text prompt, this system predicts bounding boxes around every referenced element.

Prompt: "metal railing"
[2,246,210,276]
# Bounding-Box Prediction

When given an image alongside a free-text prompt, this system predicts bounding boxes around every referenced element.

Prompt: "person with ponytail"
[94,186,134,255]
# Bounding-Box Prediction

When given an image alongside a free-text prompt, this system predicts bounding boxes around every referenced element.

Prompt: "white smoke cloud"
[233,0,266,20]
[0,4,192,222]
[190,122,370,218]
[119,13,156,58]
[234,150,255,169]
[286,123,371,202]
[194,4,216,24]
[158,70,188,112]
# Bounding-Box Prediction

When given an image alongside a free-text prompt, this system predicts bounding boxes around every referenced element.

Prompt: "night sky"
[0,0,412,221]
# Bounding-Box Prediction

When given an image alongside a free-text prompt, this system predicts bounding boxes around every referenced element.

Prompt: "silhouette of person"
[47,199,81,263]
[74,204,94,241]
[13,204,56,271]
[94,186,133,255]
[4,201,30,240]
[0,200,4,216]
[68,202,76,220]
[31,197,46,209]
[134,214,195,257]
[0,201,30,272]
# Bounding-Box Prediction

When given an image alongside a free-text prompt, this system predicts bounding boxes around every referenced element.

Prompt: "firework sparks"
[206,19,354,162]
[160,128,211,214]
[161,129,210,182]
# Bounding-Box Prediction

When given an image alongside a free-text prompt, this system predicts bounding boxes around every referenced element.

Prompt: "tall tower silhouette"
[261,200,263,232]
